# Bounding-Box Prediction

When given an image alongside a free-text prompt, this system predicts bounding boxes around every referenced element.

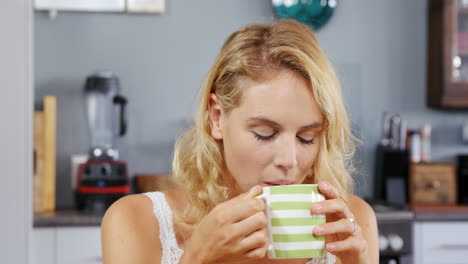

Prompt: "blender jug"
[84,71,127,160]
[77,71,129,212]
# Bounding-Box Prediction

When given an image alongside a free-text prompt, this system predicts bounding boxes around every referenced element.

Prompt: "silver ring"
[348,218,356,234]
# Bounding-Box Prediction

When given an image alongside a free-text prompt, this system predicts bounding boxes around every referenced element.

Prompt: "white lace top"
[144,192,336,264]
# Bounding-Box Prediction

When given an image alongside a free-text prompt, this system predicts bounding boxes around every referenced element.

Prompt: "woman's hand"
[182,186,269,264]
[311,182,371,264]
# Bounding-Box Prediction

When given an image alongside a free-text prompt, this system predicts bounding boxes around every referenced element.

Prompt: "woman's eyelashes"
[253,131,277,141]
[252,131,315,145]
[298,137,315,145]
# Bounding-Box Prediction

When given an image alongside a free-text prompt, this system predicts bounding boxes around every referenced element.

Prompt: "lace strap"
[305,252,336,264]
[143,192,183,262]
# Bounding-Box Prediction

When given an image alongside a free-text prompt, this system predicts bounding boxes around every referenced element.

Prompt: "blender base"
[75,192,126,212]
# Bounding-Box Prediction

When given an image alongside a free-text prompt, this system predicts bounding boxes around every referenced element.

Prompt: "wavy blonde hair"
[173,19,356,225]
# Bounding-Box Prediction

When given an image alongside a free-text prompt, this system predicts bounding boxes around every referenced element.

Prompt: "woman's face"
[209,69,324,195]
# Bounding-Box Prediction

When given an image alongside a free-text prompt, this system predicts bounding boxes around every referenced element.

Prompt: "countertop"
[410,205,468,222]
[34,205,468,228]
[34,209,104,227]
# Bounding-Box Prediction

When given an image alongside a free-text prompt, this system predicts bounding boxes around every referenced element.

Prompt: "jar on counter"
[410,130,421,163]
[420,124,432,162]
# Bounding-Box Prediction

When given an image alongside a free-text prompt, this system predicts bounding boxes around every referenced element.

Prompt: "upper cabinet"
[427,0,468,108]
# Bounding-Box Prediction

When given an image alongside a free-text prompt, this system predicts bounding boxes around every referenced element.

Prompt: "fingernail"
[314,226,324,235]
[321,182,329,188]
[312,204,322,213]
[327,244,337,250]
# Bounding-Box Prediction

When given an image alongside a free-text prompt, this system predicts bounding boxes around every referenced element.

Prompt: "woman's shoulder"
[348,195,376,220]
[348,194,379,262]
[103,188,185,215]
[102,189,186,225]
[101,193,162,263]
[348,194,377,231]
[101,193,160,240]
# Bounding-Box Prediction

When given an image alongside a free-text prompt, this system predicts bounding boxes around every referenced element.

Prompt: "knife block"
[374,145,410,205]
[33,96,56,213]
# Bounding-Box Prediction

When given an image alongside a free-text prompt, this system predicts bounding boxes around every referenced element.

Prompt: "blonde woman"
[101,19,379,264]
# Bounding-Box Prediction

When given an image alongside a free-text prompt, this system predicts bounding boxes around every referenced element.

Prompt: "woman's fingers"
[244,245,268,260]
[318,181,339,199]
[311,198,353,218]
[325,235,366,254]
[240,228,269,258]
[313,218,360,236]
[216,186,265,223]
[315,182,353,217]
[235,210,268,237]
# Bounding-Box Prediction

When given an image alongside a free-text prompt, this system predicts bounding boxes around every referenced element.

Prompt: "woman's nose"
[273,136,298,170]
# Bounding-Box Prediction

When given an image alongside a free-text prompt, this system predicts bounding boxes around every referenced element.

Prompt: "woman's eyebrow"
[247,116,322,129]
[247,117,280,127]
[301,122,323,129]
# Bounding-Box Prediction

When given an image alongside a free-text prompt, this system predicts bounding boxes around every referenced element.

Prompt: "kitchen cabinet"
[427,0,468,108]
[31,227,102,264]
[414,222,468,264]
[31,228,55,264]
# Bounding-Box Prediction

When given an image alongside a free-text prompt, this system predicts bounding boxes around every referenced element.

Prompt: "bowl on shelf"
[134,173,178,193]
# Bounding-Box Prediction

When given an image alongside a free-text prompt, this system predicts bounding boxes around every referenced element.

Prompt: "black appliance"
[375,145,410,205]
[457,155,468,205]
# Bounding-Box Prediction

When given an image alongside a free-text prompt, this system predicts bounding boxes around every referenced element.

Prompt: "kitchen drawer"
[56,227,102,264]
[417,222,468,264]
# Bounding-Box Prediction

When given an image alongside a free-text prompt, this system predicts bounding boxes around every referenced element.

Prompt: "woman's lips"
[264,180,294,186]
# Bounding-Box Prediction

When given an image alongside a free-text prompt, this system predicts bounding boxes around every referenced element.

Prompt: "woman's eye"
[298,136,315,145]
[253,132,276,141]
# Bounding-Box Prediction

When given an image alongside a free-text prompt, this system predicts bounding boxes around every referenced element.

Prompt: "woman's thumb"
[247,185,262,197]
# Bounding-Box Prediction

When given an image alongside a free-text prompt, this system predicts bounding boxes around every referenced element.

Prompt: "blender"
[76,71,130,211]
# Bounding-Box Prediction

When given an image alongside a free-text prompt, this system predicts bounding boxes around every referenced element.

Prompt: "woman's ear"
[208,93,223,140]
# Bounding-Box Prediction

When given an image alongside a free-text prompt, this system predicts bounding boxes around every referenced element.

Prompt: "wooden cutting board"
[34,96,56,213]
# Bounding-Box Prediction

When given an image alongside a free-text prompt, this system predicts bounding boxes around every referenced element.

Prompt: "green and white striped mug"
[257,184,326,259]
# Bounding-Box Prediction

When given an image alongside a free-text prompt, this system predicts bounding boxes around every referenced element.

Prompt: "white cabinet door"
[31,228,56,264]
[414,222,468,264]
[56,227,102,264]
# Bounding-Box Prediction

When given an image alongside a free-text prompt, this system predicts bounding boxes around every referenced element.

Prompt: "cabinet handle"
[438,244,468,250]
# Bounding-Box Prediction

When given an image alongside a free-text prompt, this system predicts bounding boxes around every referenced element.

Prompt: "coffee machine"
[76,71,130,211]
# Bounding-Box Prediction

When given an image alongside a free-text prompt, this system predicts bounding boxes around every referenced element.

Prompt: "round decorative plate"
[272,0,337,30]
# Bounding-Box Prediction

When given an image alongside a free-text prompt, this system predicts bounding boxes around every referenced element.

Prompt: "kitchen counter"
[34,205,468,228]
[411,205,468,222]
[415,211,468,221]
[36,209,412,227]
[34,209,104,227]
[375,210,414,222]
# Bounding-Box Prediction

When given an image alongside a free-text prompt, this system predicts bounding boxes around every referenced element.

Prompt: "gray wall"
[35,0,468,208]
[1,0,33,262]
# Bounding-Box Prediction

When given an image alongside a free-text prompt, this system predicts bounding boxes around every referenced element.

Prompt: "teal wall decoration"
[272,0,337,30]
